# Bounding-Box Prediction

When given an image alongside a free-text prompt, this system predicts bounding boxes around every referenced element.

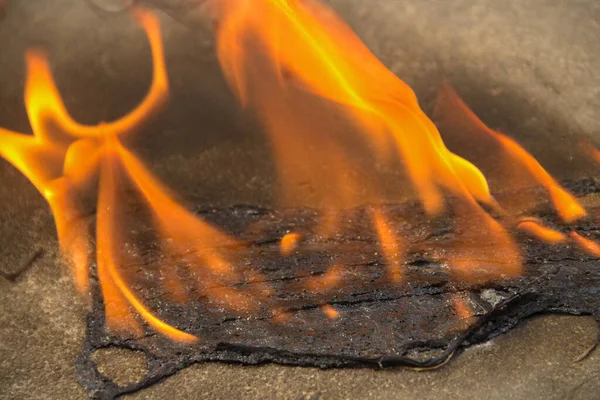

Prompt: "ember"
[0,2,599,394]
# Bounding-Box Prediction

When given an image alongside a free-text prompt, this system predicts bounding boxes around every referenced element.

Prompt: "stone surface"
[0,0,599,398]
[91,348,149,387]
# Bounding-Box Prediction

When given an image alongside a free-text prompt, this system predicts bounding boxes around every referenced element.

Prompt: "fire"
[1,0,597,345]
[321,304,340,320]
[280,232,302,255]
[24,10,168,139]
[215,0,520,282]
[570,232,600,258]
[452,295,472,319]
[583,141,600,166]
[96,147,196,342]
[306,264,343,293]
[450,294,473,330]
[434,83,586,223]
[214,0,496,214]
[371,208,404,283]
[517,218,567,244]
[0,9,261,342]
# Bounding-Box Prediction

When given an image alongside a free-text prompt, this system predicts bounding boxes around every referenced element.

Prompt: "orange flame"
[583,141,600,166]
[450,293,473,330]
[321,304,340,320]
[0,9,260,342]
[215,0,495,214]
[435,84,586,223]
[96,146,197,342]
[371,208,404,283]
[2,0,594,345]
[517,218,567,244]
[305,264,343,293]
[280,232,302,255]
[215,0,521,283]
[24,10,168,140]
[570,232,600,258]
[452,294,473,321]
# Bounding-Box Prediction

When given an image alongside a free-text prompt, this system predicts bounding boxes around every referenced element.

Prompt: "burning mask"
[1,1,599,397]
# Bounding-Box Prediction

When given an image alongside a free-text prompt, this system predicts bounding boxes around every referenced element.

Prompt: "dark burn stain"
[77,179,600,400]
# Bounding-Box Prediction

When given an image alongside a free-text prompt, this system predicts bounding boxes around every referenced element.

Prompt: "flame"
[321,304,340,320]
[583,141,600,166]
[371,208,404,283]
[305,264,343,293]
[0,9,258,342]
[452,294,473,321]
[570,232,600,258]
[280,232,302,255]
[450,293,473,330]
[96,145,197,342]
[215,0,495,213]
[2,0,595,345]
[435,84,586,223]
[517,218,567,244]
[215,0,521,282]
[24,10,168,140]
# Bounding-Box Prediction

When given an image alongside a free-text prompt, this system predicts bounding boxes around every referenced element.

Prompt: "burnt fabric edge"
[76,178,600,399]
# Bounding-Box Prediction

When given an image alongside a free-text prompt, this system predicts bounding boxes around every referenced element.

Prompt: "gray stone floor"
[1,0,599,398]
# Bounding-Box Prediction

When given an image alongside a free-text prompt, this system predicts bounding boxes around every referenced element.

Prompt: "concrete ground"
[1,0,599,398]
